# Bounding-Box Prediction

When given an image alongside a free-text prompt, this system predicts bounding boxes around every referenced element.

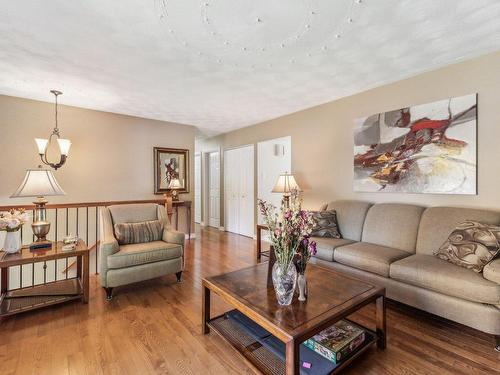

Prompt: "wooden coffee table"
[202,263,386,375]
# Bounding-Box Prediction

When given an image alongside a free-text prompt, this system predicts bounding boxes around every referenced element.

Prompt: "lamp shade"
[271,173,300,193]
[11,168,66,198]
[57,138,72,156]
[168,178,183,190]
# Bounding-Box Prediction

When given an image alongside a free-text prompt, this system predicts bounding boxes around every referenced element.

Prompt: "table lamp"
[272,172,301,207]
[10,166,66,249]
[168,178,183,201]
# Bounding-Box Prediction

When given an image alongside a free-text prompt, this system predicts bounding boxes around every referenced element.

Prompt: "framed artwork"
[154,147,189,194]
[353,94,477,194]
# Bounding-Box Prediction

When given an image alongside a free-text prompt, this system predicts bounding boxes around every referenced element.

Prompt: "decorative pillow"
[114,220,163,245]
[310,210,342,239]
[434,220,500,272]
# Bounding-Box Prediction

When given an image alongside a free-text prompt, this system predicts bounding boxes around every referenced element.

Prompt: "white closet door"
[238,146,254,237]
[208,152,220,228]
[194,154,201,223]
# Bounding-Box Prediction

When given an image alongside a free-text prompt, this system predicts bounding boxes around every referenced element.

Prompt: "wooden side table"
[256,224,269,260]
[0,240,90,318]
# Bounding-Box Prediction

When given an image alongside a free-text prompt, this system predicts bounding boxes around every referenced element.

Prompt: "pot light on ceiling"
[35,90,71,170]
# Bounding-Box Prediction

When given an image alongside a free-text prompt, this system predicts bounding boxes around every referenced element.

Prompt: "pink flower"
[309,241,317,256]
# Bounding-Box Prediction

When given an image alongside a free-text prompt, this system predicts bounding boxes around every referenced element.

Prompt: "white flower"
[6,218,20,229]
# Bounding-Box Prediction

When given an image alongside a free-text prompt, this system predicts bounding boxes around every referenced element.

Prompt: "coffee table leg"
[285,340,299,375]
[202,285,210,334]
[376,294,386,349]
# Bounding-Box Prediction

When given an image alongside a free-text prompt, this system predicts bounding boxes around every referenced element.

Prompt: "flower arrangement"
[0,209,30,232]
[258,190,317,270]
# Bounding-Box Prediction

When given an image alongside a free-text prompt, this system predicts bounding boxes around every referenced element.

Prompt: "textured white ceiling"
[1,0,500,136]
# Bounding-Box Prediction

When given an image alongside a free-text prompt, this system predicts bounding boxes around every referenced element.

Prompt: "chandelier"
[35,90,71,170]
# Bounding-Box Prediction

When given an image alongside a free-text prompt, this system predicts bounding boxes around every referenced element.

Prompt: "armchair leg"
[104,287,114,301]
[495,335,500,352]
[176,271,183,283]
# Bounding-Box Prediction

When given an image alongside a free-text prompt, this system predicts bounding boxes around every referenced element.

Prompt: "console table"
[172,200,192,240]
[0,240,90,318]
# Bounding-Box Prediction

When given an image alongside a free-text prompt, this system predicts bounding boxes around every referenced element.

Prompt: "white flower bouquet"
[0,209,31,232]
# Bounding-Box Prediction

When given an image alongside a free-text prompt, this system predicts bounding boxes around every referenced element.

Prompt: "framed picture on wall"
[353,93,477,195]
[154,147,189,194]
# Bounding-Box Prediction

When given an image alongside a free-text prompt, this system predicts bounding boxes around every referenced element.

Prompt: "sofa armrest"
[99,207,120,286]
[163,229,185,247]
[483,258,500,284]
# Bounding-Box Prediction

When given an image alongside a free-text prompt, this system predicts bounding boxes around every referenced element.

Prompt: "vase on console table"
[1,209,30,254]
[3,229,22,254]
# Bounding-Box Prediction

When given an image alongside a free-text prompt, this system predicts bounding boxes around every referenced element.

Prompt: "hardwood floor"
[0,226,499,375]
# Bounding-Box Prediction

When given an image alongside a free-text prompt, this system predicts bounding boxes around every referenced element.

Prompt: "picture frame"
[154,147,189,195]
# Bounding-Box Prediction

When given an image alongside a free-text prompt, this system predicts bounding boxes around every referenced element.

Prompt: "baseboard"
[200,222,206,227]
[218,226,225,231]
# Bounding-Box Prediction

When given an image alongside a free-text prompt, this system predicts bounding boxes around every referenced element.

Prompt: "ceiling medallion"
[156,0,364,69]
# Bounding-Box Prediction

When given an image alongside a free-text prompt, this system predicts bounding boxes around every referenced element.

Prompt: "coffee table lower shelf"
[207,313,376,375]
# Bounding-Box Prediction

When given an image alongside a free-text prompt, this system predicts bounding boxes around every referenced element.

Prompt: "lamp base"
[32,197,51,243]
[171,190,179,201]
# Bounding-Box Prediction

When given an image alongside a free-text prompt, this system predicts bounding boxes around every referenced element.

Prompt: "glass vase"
[272,261,297,306]
[3,229,22,254]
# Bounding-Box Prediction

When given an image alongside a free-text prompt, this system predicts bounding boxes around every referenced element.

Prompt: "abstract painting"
[353,94,477,194]
[154,147,189,194]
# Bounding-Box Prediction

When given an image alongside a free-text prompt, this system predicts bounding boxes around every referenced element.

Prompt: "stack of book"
[304,320,366,365]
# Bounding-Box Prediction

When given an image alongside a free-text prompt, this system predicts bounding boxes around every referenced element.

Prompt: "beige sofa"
[310,200,500,350]
[100,203,185,300]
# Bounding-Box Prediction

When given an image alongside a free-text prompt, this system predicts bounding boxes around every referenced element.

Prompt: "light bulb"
[35,138,48,154]
[57,138,72,156]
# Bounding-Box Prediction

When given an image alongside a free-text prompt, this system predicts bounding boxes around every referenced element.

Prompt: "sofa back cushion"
[416,207,500,255]
[108,203,158,225]
[362,203,425,253]
[326,200,372,241]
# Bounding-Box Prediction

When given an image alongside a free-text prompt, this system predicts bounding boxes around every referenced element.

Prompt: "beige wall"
[197,51,500,229]
[0,95,196,233]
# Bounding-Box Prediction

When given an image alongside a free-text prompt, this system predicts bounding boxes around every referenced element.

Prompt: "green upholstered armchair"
[99,203,185,300]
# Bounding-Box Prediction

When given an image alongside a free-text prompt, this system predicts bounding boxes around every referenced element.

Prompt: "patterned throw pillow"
[114,220,163,245]
[310,210,342,238]
[434,220,500,272]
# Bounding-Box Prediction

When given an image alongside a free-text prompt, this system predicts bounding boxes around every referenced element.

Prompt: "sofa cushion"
[311,237,355,262]
[326,200,372,241]
[484,258,500,284]
[361,203,424,253]
[114,220,163,245]
[109,203,158,225]
[310,210,341,238]
[333,242,410,277]
[416,207,500,255]
[108,240,182,269]
[390,254,500,304]
[434,220,500,272]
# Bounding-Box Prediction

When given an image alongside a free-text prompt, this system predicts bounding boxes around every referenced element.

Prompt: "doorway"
[207,151,220,228]
[194,154,201,224]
